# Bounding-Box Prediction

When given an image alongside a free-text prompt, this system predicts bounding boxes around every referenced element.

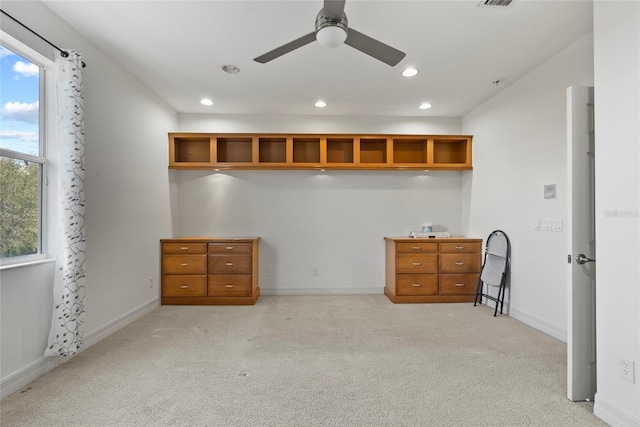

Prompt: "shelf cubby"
[173,136,211,163]
[392,138,428,164]
[258,137,287,163]
[326,137,354,164]
[292,137,320,163]
[359,138,388,164]
[216,136,253,163]
[433,138,470,165]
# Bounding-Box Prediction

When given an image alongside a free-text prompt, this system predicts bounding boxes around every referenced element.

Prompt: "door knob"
[575,253,595,265]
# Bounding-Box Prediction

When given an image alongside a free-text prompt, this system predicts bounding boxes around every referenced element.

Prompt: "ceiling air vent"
[478,0,514,7]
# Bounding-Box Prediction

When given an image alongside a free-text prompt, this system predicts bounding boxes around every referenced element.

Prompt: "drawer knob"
[180,246,189,250]
[226,246,235,250]
[412,262,422,266]
[180,285,189,289]
[412,283,421,287]
[180,263,189,266]
[225,284,234,288]
[454,283,465,287]
[411,246,421,250]
[455,262,465,266]
[225,262,234,266]
[455,246,465,250]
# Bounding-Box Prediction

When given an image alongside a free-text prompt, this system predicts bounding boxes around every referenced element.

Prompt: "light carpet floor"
[1,295,607,426]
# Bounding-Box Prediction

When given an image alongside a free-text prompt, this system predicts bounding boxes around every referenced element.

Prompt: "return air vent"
[478,0,514,7]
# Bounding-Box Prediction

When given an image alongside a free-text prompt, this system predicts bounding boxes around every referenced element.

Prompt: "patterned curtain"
[45,51,86,357]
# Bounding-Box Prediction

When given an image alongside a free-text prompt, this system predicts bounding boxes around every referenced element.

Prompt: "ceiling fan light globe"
[316,25,347,48]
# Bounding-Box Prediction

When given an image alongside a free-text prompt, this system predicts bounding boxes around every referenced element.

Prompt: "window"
[0,39,46,263]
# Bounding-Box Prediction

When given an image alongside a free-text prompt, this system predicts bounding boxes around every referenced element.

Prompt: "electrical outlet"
[148,278,153,289]
[620,359,635,383]
[312,268,319,276]
[265,267,271,277]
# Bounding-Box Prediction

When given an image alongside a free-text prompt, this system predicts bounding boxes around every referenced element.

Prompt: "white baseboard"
[0,354,67,400]
[0,298,159,400]
[261,287,382,296]
[508,305,567,343]
[594,392,640,427]
[82,298,159,348]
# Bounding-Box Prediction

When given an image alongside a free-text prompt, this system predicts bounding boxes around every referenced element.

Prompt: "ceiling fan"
[253,0,406,66]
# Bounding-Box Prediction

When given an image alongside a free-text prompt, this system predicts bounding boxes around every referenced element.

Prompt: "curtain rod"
[1,9,86,68]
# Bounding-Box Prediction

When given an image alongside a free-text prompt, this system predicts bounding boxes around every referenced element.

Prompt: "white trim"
[0,257,53,271]
[260,287,382,296]
[509,305,567,343]
[0,30,55,263]
[0,298,159,400]
[594,392,640,427]
[0,31,54,68]
[82,298,160,349]
[0,352,66,401]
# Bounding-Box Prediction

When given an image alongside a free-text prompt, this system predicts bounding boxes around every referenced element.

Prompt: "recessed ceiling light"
[221,64,240,74]
[315,101,327,108]
[201,98,213,106]
[418,102,432,110]
[402,67,419,77]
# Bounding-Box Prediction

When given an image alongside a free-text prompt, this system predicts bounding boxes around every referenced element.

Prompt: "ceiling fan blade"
[344,28,406,66]
[323,0,346,19]
[254,32,317,63]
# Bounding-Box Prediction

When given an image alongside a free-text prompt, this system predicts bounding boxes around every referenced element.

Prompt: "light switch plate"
[542,218,563,232]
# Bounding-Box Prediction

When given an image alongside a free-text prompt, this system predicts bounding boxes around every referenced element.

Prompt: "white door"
[566,86,596,401]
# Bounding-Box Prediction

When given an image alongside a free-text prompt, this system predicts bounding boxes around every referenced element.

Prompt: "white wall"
[178,114,461,136]
[592,1,640,425]
[461,33,594,340]
[176,114,465,294]
[0,1,178,398]
[2,2,637,424]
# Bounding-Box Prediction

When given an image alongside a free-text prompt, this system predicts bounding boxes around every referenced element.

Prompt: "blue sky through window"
[0,45,40,156]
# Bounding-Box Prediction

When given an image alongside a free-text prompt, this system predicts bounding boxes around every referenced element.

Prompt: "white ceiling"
[42,0,593,117]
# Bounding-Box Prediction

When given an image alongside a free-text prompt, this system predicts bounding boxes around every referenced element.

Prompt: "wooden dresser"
[384,237,482,303]
[161,237,260,305]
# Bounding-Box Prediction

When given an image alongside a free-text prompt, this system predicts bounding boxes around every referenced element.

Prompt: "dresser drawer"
[440,274,478,295]
[439,253,481,273]
[208,254,252,274]
[439,242,482,253]
[396,242,437,253]
[208,275,252,297]
[162,275,206,296]
[396,253,437,273]
[162,242,207,254]
[208,242,252,253]
[396,274,438,295]
[162,255,207,274]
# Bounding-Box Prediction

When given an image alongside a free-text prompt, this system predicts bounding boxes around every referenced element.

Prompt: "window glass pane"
[0,45,40,156]
[0,156,41,257]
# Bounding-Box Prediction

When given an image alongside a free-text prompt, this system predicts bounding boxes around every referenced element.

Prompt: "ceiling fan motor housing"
[315,9,348,47]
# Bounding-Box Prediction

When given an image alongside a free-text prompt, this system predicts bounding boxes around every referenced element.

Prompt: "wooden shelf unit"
[169,133,472,170]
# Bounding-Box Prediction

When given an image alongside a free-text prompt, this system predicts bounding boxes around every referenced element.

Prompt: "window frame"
[0,31,55,268]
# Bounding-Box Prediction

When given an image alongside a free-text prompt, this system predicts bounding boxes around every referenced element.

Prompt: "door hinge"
[568,254,572,264]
